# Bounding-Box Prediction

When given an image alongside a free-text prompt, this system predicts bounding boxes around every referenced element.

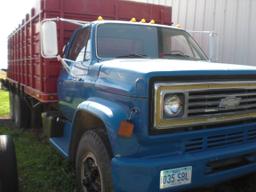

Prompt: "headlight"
[163,94,184,118]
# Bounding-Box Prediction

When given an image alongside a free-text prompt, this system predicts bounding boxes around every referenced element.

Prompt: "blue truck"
[41,18,256,191]
[3,1,256,191]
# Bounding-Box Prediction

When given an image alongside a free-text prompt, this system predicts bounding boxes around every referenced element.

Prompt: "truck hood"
[96,59,256,97]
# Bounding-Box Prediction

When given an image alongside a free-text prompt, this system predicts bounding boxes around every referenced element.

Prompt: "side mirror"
[41,21,58,58]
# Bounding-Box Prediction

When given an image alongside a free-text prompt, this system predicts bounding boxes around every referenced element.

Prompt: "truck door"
[58,26,94,120]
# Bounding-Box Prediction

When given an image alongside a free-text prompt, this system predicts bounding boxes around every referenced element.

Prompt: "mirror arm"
[58,17,88,26]
[57,55,76,77]
[42,17,88,27]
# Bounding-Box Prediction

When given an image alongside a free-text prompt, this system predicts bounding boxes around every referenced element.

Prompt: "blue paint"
[112,140,256,192]
[49,21,256,191]
[49,122,72,158]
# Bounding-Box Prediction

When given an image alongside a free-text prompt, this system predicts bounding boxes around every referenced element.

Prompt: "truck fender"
[69,97,130,161]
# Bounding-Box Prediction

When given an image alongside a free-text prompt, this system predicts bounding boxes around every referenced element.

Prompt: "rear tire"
[14,94,21,128]
[76,130,113,192]
[0,135,18,192]
[14,94,30,129]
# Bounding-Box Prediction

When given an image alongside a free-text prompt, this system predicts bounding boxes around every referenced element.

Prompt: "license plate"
[160,166,192,189]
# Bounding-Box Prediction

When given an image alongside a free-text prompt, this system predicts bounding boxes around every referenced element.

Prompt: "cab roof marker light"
[150,19,156,24]
[97,16,104,21]
[175,24,182,28]
[130,17,137,22]
[140,18,146,23]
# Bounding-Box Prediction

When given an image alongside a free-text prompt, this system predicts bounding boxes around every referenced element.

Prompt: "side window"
[68,27,91,62]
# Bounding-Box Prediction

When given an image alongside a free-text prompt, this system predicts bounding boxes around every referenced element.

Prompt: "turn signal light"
[118,120,134,138]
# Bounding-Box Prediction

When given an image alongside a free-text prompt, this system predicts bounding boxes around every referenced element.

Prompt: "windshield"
[97,23,207,61]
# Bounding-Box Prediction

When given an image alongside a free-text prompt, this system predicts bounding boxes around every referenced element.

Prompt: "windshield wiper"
[161,52,198,60]
[116,53,148,58]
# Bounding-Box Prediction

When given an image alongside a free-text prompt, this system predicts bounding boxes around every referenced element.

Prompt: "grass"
[0,90,9,116]
[0,90,75,192]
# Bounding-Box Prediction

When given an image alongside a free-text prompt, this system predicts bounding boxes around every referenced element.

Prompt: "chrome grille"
[188,89,256,117]
[154,81,256,130]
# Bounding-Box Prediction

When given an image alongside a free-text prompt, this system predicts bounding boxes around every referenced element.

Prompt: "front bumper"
[112,143,256,192]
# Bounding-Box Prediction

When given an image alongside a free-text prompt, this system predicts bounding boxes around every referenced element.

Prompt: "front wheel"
[76,130,113,192]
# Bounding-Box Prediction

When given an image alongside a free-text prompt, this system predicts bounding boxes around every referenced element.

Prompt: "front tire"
[0,135,18,192]
[76,130,113,192]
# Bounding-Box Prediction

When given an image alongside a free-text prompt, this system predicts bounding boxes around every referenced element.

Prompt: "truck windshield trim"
[95,22,208,61]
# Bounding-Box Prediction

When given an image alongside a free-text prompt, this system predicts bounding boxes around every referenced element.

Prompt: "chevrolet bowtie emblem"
[219,96,241,110]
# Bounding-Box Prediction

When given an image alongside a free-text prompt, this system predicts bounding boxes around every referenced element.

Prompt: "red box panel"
[7,0,172,103]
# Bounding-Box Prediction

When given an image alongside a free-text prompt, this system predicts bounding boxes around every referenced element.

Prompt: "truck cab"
[40,18,256,192]
[58,20,208,120]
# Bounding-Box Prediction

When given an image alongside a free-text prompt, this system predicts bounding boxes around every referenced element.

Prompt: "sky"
[0,0,35,69]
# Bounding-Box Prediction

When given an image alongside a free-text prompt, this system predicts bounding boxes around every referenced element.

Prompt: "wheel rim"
[81,152,103,192]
